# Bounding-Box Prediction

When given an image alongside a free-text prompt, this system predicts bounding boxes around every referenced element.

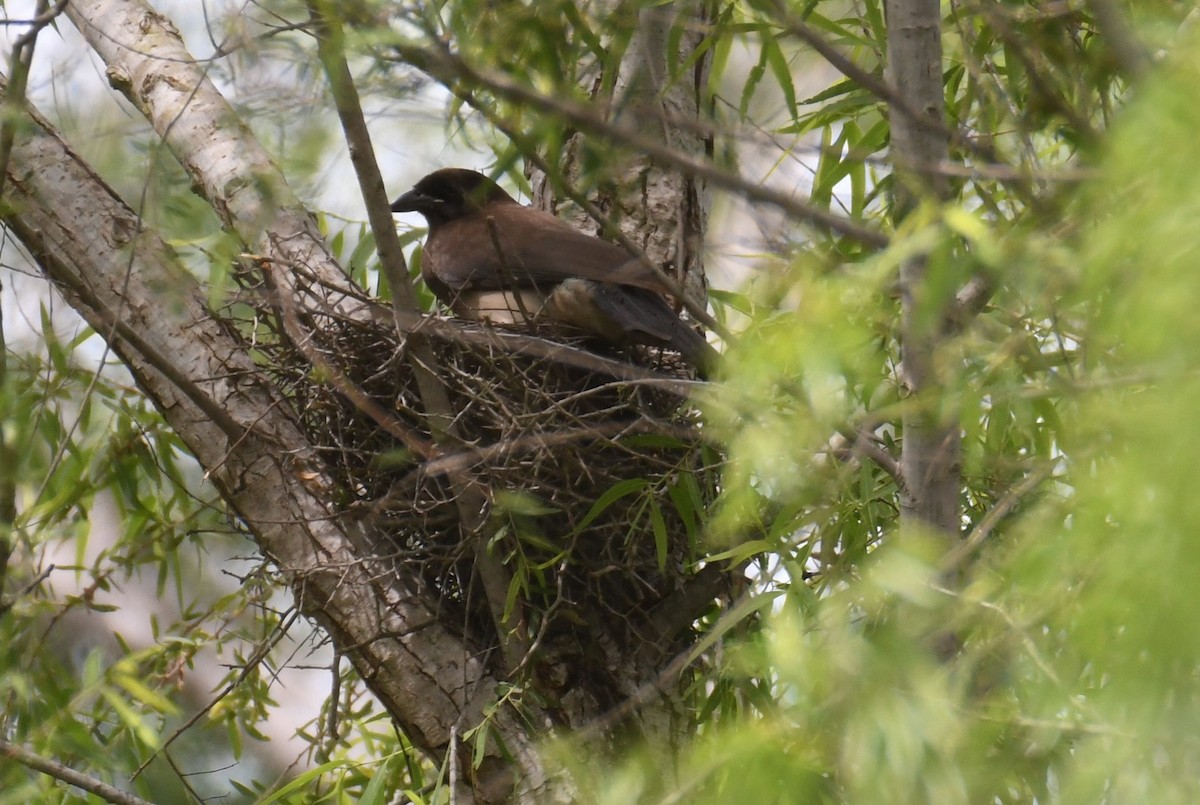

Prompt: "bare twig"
[0,564,53,617]
[348,292,705,396]
[420,420,700,478]
[265,256,438,460]
[0,740,155,805]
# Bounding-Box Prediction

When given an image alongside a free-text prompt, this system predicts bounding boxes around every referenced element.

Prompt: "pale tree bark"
[529,0,714,315]
[885,0,962,541]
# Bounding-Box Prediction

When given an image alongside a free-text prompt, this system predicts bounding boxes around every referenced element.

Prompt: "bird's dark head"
[390,168,517,228]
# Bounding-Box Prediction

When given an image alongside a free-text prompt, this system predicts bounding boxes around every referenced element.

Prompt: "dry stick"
[0,740,155,805]
[268,262,437,460]
[308,5,530,675]
[420,420,701,479]
[346,296,704,395]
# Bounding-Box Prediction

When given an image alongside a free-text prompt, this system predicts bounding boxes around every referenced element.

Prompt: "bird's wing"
[546,280,717,376]
[423,204,674,296]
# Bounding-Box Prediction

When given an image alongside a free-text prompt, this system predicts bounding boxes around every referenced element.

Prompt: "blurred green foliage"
[562,7,1200,805]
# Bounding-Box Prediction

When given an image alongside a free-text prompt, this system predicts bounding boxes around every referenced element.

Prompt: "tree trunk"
[885,0,962,540]
[530,1,713,314]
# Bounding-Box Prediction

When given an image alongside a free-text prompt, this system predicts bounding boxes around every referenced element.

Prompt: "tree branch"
[886,0,962,540]
[941,463,1056,573]
[388,41,889,249]
[0,739,155,805]
[308,3,531,674]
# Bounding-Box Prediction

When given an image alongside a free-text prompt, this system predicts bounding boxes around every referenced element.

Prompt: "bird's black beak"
[389,190,427,213]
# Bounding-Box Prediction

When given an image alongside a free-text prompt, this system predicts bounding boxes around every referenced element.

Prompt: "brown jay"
[390,168,716,377]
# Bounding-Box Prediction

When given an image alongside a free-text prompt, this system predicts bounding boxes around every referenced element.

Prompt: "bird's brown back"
[422,201,674,298]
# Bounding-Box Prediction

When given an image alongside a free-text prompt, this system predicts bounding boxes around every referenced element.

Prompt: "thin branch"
[943,272,996,336]
[941,463,1056,573]
[387,42,890,250]
[132,609,301,781]
[348,293,705,397]
[307,4,531,674]
[419,420,701,478]
[264,257,438,460]
[0,0,68,196]
[0,739,156,805]
[844,426,906,494]
[0,563,53,617]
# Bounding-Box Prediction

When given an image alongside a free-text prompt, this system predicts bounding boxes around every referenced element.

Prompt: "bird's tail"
[576,283,718,378]
[666,320,720,379]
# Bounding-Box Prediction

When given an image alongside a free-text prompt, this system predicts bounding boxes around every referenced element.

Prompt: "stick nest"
[256,293,721,670]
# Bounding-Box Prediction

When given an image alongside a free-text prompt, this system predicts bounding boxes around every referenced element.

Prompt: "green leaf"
[573,478,649,534]
[101,688,161,749]
[649,499,668,573]
[779,90,881,135]
[764,37,797,121]
[113,671,179,716]
[686,591,783,665]
[739,42,769,119]
[256,759,356,805]
[360,755,394,805]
